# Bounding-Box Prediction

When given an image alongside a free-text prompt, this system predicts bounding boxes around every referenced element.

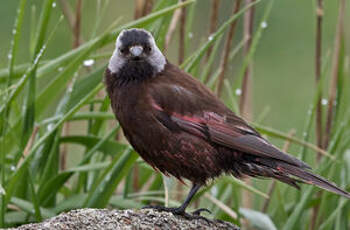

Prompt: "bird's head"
[108,28,166,78]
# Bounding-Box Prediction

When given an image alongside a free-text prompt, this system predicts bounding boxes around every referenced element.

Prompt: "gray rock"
[8,208,240,230]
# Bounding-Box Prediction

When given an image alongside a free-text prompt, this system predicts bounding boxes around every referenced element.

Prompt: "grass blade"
[10,197,55,218]
[84,148,138,208]
[26,167,42,221]
[0,0,27,226]
[233,0,273,96]
[59,134,126,157]
[181,0,260,72]
[224,177,269,199]
[21,0,55,147]
[252,123,336,161]
[7,0,27,88]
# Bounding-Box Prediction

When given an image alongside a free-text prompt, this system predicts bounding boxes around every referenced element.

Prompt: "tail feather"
[279,163,350,199]
[238,157,350,199]
[238,162,302,189]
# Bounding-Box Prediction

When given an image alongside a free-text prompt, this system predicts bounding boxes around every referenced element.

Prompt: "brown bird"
[105,28,350,219]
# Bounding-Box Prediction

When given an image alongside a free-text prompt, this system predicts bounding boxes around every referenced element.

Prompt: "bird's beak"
[129,46,143,57]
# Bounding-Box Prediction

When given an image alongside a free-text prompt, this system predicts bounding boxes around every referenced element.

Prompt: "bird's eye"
[119,48,128,54]
[145,46,152,53]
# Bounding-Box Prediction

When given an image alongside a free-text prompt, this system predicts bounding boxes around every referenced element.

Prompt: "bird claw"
[191,208,212,216]
[143,205,212,224]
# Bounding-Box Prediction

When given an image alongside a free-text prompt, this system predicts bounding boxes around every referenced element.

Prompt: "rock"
[8,208,240,230]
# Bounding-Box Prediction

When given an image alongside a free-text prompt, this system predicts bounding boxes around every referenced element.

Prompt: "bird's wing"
[168,111,310,169]
[149,64,310,169]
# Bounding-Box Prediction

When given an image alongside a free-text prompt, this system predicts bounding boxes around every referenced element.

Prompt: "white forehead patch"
[108,29,166,74]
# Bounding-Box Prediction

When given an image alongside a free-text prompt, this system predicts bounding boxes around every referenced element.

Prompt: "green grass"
[0,0,349,229]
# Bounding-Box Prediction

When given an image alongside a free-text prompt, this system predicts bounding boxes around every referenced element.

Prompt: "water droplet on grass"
[261,21,268,29]
[83,59,95,67]
[0,185,5,195]
[47,123,54,131]
[211,186,218,196]
[321,98,328,105]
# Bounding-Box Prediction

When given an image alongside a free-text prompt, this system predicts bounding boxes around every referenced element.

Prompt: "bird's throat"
[116,60,156,86]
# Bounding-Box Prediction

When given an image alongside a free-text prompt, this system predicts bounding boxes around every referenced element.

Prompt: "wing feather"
[154,105,310,169]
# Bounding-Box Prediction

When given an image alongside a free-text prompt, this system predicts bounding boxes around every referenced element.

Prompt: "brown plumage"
[105,28,350,218]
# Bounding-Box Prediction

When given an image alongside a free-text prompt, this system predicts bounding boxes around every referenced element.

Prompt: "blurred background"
[0,0,349,229]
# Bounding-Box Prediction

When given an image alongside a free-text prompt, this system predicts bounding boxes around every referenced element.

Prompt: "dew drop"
[261,21,268,29]
[211,186,218,196]
[188,32,193,39]
[321,98,328,106]
[0,185,5,196]
[33,45,46,65]
[10,165,16,171]
[47,123,54,131]
[52,2,56,8]
[58,67,64,72]
[83,59,95,67]
[235,88,242,96]
[208,35,214,41]
[67,85,73,93]
[12,29,16,35]
[8,54,12,60]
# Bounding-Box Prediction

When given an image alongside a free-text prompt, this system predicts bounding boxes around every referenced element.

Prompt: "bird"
[104,28,350,219]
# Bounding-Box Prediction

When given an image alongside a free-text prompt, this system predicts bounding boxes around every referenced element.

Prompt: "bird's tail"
[238,158,350,199]
[277,162,350,199]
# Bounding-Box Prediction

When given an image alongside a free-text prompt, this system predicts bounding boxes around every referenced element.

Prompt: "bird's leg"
[144,183,211,221]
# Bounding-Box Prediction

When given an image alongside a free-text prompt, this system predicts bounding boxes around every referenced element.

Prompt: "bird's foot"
[142,205,212,223]
[191,208,211,216]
